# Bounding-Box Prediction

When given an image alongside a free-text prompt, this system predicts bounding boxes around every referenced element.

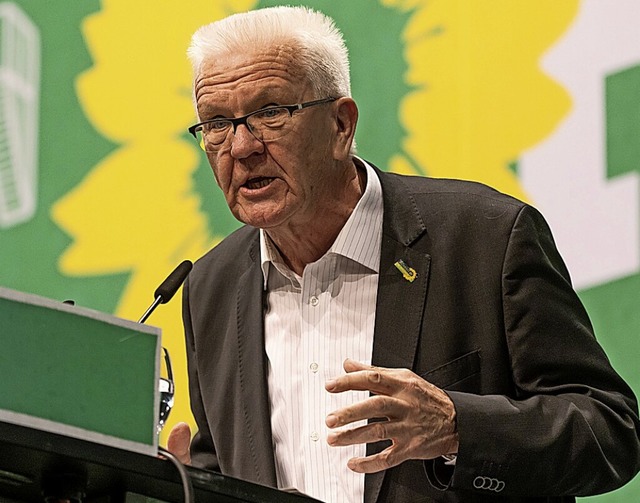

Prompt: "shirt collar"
[260,158,384,288]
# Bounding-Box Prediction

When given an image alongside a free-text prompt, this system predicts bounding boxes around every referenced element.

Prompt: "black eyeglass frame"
[187,97,337,141]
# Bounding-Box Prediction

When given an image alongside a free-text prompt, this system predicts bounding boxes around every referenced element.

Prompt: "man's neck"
[265,162,366,276]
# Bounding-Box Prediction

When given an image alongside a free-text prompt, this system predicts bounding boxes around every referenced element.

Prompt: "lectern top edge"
[0,285,161,335]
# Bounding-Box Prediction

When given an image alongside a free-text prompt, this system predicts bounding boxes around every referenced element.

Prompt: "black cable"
[158,447,195,503]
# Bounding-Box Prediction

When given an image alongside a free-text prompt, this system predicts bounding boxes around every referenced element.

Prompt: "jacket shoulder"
[375,170,528,238]
[388,172,525,210]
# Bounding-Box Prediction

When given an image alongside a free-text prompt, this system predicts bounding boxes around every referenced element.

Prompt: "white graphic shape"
[0,2,40,228]
[520,0,640,290]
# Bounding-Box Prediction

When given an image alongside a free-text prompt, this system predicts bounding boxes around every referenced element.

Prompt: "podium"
[0,287,318,502]
[0,420,318,502]
[0,287,161,455]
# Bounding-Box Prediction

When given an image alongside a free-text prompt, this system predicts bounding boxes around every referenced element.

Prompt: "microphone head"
[154,260,193,303]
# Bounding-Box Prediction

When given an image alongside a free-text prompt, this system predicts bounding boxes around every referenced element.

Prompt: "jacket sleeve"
[434,205,640,496]
[182,275,220,471]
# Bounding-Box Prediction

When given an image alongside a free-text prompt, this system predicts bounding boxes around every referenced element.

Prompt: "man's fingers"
[326,361,410,396]
[346,446,402,474]
[342,357,370,373]
[326,395,405,428]
[167,422,192,465]
[327,419,398,447]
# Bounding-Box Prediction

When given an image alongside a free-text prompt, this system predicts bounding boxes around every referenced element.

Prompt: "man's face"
[194,45,340,231]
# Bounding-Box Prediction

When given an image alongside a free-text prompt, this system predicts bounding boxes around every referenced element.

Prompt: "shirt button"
[310,362,319,373]
[310,431,319,442]
[309,296,319,306]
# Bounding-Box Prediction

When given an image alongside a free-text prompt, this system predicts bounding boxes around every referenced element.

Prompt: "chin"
[233,210,285,230]
[233,201,295,230]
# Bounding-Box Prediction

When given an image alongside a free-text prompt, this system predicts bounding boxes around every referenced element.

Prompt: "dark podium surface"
[0,421,318,503]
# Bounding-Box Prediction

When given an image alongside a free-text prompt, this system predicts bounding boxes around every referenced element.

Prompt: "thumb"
[167,422,192,465]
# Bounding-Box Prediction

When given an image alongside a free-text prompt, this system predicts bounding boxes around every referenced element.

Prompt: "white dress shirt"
[261,160,384,503]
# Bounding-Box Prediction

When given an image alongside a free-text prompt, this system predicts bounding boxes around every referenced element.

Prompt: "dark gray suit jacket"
[182,166,640,502]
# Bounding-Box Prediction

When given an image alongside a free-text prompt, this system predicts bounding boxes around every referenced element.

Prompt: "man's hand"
[167,422,192,465]
[325,358,459,474]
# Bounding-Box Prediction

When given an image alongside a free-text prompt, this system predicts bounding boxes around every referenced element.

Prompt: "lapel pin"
[394,259,417,282]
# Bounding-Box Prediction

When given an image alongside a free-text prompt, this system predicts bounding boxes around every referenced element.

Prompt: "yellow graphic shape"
[51,0,256,444]
[384,0,579,202]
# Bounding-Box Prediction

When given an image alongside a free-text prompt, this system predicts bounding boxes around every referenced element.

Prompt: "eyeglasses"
[188,97,337,152]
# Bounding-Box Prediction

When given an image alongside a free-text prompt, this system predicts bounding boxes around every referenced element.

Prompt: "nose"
[229,124,264,159]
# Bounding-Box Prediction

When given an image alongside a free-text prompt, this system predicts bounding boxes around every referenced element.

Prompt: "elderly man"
[168,5,640,503]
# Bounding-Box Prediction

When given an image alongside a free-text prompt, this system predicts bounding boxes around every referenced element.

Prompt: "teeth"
[246,177,272,189]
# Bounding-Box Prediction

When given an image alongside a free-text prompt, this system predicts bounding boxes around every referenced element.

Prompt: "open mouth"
[243,176,275,190]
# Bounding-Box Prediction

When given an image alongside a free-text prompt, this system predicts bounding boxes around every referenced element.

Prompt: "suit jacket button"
[473,476,505,492]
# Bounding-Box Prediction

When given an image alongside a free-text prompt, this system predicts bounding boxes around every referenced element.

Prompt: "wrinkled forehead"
[194,43,309,102]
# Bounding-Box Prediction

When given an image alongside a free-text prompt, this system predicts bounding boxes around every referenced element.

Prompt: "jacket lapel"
[365,169,432,503]
[235,237,278,486]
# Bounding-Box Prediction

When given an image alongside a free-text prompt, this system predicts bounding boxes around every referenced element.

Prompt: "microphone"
[138,260,193,324]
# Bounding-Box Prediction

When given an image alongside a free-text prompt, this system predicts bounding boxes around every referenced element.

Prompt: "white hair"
[187,6,352,99]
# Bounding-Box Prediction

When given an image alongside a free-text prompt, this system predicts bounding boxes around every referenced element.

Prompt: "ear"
[332,98,358,161]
